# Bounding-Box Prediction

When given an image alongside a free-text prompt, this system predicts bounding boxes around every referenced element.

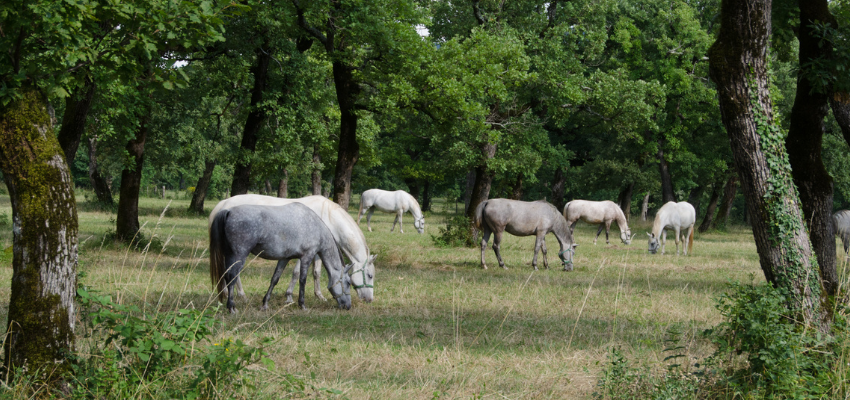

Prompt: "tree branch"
[292,0,328,46]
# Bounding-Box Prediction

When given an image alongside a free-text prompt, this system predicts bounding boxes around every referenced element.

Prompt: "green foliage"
[431,215,475,248]
[73,288,274,399]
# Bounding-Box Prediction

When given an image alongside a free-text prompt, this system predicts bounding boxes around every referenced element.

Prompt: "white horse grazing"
[563,200,632,245]
[833,210,850,255]
[357,189,425,234]
[210,194,375,305]
[647,201,695,255]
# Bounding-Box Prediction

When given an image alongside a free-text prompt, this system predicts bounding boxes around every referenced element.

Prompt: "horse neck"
[317,239,344,276]
[551,216,571,251]
[652,212,666,236]
[408,197,423,219]
[614,209,629,232]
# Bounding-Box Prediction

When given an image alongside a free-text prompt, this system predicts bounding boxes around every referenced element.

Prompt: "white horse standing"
[833,210,850,255]
[357,189,425,234]
[647,201,696,255]
[563,200,632,245]
[210,194,375,305]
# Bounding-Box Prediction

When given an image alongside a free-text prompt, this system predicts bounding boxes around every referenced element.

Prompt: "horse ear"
[368,254,377,263]
[647,232,652,237]
[572,243,579,248]
[344,263,354,274]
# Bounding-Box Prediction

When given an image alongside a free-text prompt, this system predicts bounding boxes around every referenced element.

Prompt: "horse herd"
[208,189,850,314]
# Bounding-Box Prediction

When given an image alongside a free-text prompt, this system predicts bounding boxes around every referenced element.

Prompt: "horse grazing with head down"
[563,200,632,245]
[473,199,578,271]
[647,201,696,255]
[833,210,850,255]
[358,189,425,234]
[209,203,353,313]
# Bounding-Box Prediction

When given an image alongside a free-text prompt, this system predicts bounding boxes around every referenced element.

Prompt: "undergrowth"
[431,215,475,248]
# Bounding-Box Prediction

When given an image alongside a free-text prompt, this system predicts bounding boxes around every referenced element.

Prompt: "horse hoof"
[481,265,488,270]
[260,304,269,311]
[315,294,328,302]
[299,304,307,310]
[285,296,294,304]
[229,308,238,314]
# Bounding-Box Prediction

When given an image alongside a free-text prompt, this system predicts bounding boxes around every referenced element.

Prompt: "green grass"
[2,190,846,399]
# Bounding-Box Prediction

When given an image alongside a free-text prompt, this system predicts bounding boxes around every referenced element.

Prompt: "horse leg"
[366,208,375,232]
[480,228,492,270]
[661,229,667,255]
[223,256,243,314]
[605,221,612,244]
[284,259,302,304]
[313,258,327,301]
[493,230,507,269]
[542,237,549,269]
[674,227,682,255]
[262,259,291,311]
[297,255,314,310]
[594,224,604,245]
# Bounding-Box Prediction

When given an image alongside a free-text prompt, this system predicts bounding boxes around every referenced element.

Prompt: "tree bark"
[550,166,567,212]
[712,173,738,229]
[709,0,828,328]
[465,142,497,219]
[230,46,271,196]
[641,192,650,221]
[0,89,77,379]
[831,98,850,146]
[188,160,215,214]
[57,78,96,164]
[687,185,703,220]
[331,61,360,210]
[786,0,839,296]
[422,180,432,211]
[311,145,323,195]
[699,181,723,233]
[510,174,523,200]
[278,168,288,198]
[657,139,675,203]
[463,170,476,212]
[405,178,420,201]
[115,113,149,242]
[617,182,635,221]
[87,137,113,206]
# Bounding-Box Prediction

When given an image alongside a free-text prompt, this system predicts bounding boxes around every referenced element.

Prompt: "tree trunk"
[617,182,634,221]
[188,160,215,214]
[278,169,288,198]
[657,139,675,203]
[115,113,149,242]
[463,170,476,212]
[331,61,361,210]
[510,174,523,200]
[0,88,77,379]
[687,185,703,220]
[550,166,567,212]
[712,174,738,229]
[831,98,850,146]
[230,46,271,196]
[88,137,113,206]
[312,146,323,195]
[465,142,497,219]
[57,78,96,164]
[405,178,420,202]
[641,193,650,221]
[786,0,839,296]
[709,0,828,328]
[263,180,272,195]
[422,180,432,211]
[699,181,723,233]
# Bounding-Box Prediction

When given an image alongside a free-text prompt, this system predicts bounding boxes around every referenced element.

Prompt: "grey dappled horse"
[358,189,425,233]
[833,210,850,255]
[209,203,352,313]
[210,194,375,304]
[647,201,696,255]
[473,199,578,271]
[563,200,633,245]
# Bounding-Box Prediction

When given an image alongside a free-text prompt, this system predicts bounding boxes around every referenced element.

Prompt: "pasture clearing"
[0,193,844,399]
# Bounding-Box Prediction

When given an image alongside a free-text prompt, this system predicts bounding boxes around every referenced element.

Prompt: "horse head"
[621,229,632,245]
[331,264,353,310]
[558,243,579,271]
[350,254,376,303]
[414,217,425,234]
[647,232,659,254]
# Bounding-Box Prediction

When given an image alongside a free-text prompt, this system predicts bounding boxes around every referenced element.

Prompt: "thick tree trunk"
[311,146,322,195]
[331,61,360,210]
[712,174,738,229]
[188,160,215,214]
[115,114,149,242]
[617,182,634,221]
[263,180,272,195]
[510,174,523,200]
[657,139,675,203]
[88,137,113,206]
[422,180,432,211]
[786,0,839,296]
[0,89,77,379]
[230,47,271,196]
[699,181,723,233]
[641,192,650,221]
[709,0,828,328]
[57,78,96,164]
[463,170,476,212]
[687,185,703,220]
[405,178,420,201]
[278,169,288,198]
[465,142,497,219]
[550,166,567,212]
[831,98,850,146]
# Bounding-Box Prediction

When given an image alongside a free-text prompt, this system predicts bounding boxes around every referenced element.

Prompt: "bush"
[431,215,475,248]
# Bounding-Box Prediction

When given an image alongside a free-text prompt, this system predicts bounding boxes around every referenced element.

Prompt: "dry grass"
[4,192,840,399]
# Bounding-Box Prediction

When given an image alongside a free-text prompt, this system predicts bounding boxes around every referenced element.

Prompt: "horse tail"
[472,200,488,229]
[563,201,572,218]
[209,209,230,301]
[688,225,694,254]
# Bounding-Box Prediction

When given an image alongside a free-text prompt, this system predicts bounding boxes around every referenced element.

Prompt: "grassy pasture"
[1,192,846,399]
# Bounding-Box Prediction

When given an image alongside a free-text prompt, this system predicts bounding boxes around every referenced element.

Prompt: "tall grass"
[0,192,845,398]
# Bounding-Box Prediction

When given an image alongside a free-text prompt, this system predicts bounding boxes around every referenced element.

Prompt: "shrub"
[431,215,475,248]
